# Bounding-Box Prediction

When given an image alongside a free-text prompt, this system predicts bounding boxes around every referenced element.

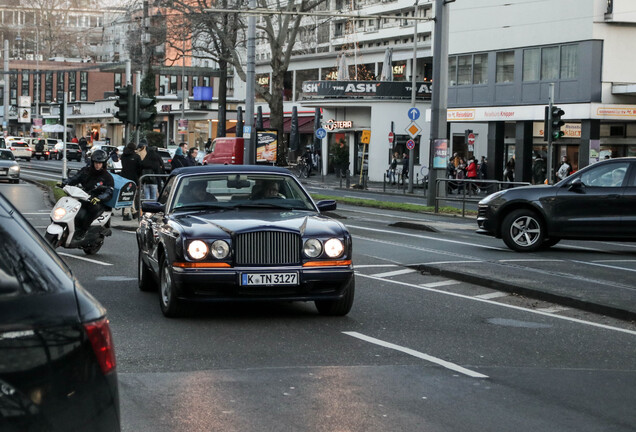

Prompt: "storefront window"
[322,67,338,80]
[523,48,540,81]
[496,51,514,83]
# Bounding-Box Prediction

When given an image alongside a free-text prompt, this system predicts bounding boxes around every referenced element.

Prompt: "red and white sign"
[388,131,395,144]
[406,139,415,150]
[467,133,475,145]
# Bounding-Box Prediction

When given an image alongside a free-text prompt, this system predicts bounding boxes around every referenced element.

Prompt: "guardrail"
[434,178,531,216]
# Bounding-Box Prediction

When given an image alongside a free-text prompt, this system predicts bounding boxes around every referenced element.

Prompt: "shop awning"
[227,116,315,134]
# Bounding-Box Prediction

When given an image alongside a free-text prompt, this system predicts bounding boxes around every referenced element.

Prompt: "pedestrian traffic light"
[551,106,565,140]
[59,104,65,126]
[134,94,156,126]
[114,85,133,124]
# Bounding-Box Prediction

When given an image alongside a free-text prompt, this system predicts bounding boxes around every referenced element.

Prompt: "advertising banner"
[178,119,188,135]
[302,81,432,99]
[433,139,448,169]
[256,130,278,163]
[18,107,31,124]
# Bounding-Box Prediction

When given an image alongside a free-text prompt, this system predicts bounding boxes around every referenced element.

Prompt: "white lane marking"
[122,230,137,234]
[355,273,636,336]
[536,306,570,314]
[33,226,48,228]
[58,252,113,266]
[21,212,51,215]
[355,264,399,269]
[343,331,489,379]
[347,224,508,251]
[370,268,417,278]
[593,259,636,263]
[498,259,564,263]
[570,260,636,274]
[421,280,461,288]
[421,260,483,266]
[475,291,508,300]
[594,241,636,249]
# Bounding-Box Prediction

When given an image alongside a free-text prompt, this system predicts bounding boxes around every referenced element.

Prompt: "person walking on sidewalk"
[466,157,480,195]
[120,142,142,220]
[388,152,398,185]
[401,153,409,183]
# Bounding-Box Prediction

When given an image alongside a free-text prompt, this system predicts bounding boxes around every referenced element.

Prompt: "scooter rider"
[61,149,114,239]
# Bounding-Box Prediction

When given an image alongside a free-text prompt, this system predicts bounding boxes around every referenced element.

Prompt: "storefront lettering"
[324,119,353,131]
[344,83,377,93]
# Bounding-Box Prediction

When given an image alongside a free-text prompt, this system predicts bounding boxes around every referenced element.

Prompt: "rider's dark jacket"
[65,165,115,205]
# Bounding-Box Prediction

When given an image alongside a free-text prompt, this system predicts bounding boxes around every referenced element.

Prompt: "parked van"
[202,137,244,165]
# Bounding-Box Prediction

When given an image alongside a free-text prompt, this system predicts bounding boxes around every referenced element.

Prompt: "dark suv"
[477,157,636,251]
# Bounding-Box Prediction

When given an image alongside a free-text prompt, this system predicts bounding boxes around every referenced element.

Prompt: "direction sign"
[405,121,422,139]
[360,129,371,144]
[315,127,327,140]
[406,139,415,150]
[467,132,475,145]
[388,131,395,144]
[408,107,420,121]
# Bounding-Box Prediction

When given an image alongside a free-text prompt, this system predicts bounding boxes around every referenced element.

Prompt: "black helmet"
[91,149,108,163]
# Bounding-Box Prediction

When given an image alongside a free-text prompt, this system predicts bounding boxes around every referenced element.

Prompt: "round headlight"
[210,240,230,259]
[324,238,344,258]
[303,239,322,258]
[53,207,67,221]
[187,240,208,260]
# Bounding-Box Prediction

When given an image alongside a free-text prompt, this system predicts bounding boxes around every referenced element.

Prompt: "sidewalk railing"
[434,178,531,216]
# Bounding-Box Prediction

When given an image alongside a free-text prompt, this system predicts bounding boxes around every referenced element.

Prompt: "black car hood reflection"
[171,209,344,238]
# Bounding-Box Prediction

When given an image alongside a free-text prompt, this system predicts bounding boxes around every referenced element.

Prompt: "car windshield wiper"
[173,203,226,211]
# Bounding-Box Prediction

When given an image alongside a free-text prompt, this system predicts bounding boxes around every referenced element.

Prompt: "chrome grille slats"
[235,231,300,265]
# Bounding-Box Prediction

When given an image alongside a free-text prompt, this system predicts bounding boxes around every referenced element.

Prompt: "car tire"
[315,276,355,316]
[501,209,545,252]
[26,158,31,162]
[159,255,184,317]
[540,237,561,249]
[138,250,156,292]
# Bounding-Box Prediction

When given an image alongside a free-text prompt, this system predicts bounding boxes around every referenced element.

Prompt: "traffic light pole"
[547,83,554,185]
[135,71,141,146]
[62,93,68,179]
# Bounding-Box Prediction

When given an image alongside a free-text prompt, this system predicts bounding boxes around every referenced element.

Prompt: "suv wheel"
[501,209,545,252]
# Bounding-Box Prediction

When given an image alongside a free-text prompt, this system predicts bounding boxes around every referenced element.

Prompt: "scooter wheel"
[83,238,104,255]
[44,232,59,248]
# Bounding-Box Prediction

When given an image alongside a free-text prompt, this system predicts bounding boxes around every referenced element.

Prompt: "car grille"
[235,231,301,265]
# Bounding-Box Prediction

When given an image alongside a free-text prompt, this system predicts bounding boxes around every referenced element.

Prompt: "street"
[1,177,635,432]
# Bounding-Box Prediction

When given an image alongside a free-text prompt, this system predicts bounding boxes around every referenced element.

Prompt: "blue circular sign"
[406,139,415,150]
[408,108,420,121]
[315,127,327,140]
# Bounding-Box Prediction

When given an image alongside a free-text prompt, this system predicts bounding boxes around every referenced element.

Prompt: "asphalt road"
[2,180,635,432]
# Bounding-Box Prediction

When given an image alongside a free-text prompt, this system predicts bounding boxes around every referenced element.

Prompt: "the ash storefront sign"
[302,81,432,99]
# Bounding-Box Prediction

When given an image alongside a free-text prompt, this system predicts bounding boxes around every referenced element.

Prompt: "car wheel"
[12,179,19,184]
[36,156,41,160]
[315,276,355,316]
[83,237,104,255]
[501,209,545,252]
[540,237,561,249]
[138,250,156,292]
[26,158,31,162]
[159,256,184,317]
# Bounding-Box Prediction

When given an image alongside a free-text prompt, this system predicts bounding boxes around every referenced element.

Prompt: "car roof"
[170,164,291,177]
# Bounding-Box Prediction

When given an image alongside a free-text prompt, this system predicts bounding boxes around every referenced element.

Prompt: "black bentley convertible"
[136,165,354,317]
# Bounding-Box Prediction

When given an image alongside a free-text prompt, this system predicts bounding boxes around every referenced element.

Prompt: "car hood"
[170,209,346,238]
[0,160,18,167]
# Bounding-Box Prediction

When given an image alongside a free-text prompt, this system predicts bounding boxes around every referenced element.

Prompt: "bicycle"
[292,158,310,179]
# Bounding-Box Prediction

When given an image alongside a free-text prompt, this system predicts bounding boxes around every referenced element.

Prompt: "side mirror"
[141,201,165,213]
[316,200,337,212]
[568,177,584,191]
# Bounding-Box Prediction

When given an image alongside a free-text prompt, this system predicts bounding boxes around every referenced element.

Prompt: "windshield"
[172,173,315,211]
[0,151,15,160]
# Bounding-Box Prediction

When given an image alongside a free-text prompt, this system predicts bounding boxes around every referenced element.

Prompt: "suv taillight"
[83,318,116,374]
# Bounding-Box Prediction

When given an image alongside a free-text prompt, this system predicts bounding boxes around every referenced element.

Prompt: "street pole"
[547,83,554,185]
[3,40,9,136]
[62,92,68,179]
[408,0,418,193]
[35,27,39,127]
[135,71,141,146]
[245,0,256,164]
[426,0,450,207]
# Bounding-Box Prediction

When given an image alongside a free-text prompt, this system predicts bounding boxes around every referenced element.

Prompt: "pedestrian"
[71,135,79,143]
[169,138,176,147]
[303,147,313,176]
[171,142,189,169]
[455,157,466,193]
[504,157,515,186]
[465,157,479,194]
[137,140,163,201]
[532,154,546,185]
[107,147,121,173]
[186,147,199,166]
[401,152,409,183]
[556,156,572,181]
[446,157,456,193]
[78,136,88,158]
[205,138,212,153]
[388,152,398,185]
[479,156,488,180]
[120,142,142,220]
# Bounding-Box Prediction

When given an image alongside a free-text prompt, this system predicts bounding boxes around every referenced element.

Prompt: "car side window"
[158,177,176,205]
[579,162,630,188]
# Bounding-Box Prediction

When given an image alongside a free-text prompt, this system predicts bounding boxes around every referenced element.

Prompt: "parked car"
[0,192,120,430]
[0,148,20,183]
[53,142,83,161]
[87,144,117,160]
[137,165,354,317]
[202,137,244,165]
[156,147,172,173]
[477,157,636,252]
[5,137,32,161]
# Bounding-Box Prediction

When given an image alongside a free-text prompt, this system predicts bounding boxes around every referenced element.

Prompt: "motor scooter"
[45,185,112,255]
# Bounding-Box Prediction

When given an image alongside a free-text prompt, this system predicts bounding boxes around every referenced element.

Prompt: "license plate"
[241,272,298,286]
[0,170,6,175]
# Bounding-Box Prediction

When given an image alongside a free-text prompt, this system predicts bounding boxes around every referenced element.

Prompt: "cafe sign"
[324,119,353,131]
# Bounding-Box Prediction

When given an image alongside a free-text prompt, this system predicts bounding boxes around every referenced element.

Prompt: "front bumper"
[171,265,354,302]
[476,204,498,237]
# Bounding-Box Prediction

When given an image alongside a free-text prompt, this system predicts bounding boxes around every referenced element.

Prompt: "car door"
[140,176,176,273]
[552,161,630,238]
[622,161,636,238]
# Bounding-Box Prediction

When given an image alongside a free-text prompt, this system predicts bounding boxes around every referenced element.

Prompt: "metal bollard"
[383,173,387,192]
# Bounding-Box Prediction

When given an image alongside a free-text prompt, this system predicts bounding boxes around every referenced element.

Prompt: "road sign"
[467,132,475,145]
[315,127,327,140]
[405,121,422,139]
[408,107,420,121]
[243,125,252,138]
[360,129,371,144]
[406,139,415,150]
[388,131,395,144]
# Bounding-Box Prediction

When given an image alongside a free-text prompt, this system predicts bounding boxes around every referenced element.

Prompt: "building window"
[203,76,210,87]
[57,72,65,103]
[192,76,199,88]
[523,48,540,81]
[21,71,29,96]
[170,75,177,94]
[448,56,457,86]
[473,53,488,85]
[457,55,472,85]
[9,75,17,106]
[496,51,514,83]
[159,75,168,96]
[68,72,76,102]
[114,73,122,88]
[541,46,559,80]
[560,45,577,80]
[45,72,53,102]
[80,71,88,101]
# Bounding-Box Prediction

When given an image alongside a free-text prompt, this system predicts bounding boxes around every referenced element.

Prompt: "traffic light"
[114,85,133,124]
[551,106,565,140]
[59,104,65,125]
[134,94,156,126]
